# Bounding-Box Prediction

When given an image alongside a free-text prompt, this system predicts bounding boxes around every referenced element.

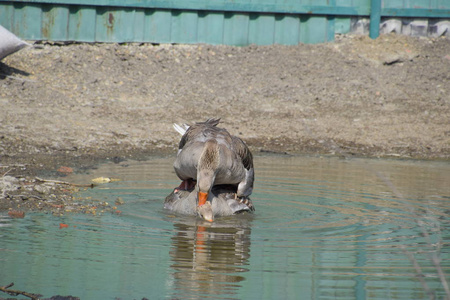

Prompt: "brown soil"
[0,33,449,212]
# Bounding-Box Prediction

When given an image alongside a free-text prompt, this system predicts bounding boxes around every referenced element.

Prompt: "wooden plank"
[299,15,328,44]
[68,5,96,42]
[1,0,449,46]
[144,9,172,43]
[437,0,450,9]
[133,8,146,42]
[370,0,381,38]
[336,0,353,7]
[2,0,368,16]
[327,15,335,42]
[248,13,275,45]
[302,0,328,6]
[95,7,113,42]
[404,0,430,9]
[427,0,443,8]
[118,9,139,42]
[42,4,69,40]
[350,0,371,12]
[0,3,14,30]
[381,8,450,17]
[120,9,138,42]
[325,0,336,41]
[223,12,249,46]
[3,0,449,18]
[334,17,351,34]
[384,0,450,11]
[197,11,224,45]
[13,3,42,39]
[95,8,138,42]
[170,10,198,44]
[274,15,300,45]
[382,0,404,9]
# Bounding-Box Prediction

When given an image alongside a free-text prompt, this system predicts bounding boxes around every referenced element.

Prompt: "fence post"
[369,0,381,39]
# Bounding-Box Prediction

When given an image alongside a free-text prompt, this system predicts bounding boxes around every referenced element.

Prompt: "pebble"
[115,197,125,205]
[34,184,51,194]
[0,176,20,193]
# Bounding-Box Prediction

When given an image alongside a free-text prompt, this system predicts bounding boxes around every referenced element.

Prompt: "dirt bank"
[0,33,449,212]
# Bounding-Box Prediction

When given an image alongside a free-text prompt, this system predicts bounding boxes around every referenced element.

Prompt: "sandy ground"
[0,33,449,213]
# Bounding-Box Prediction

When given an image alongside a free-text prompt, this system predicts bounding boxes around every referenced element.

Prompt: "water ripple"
[1,156,448,299]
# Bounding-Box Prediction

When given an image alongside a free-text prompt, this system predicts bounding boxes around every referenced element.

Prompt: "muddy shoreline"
[1,33,449,213]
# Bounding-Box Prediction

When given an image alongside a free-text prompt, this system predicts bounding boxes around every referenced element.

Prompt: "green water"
[1,155,449,299]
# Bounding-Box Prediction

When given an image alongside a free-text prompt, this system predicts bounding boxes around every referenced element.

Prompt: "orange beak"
[197,192,213,222]
[198,191,208,206]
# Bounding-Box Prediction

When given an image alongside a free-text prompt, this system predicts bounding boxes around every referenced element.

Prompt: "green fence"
[0,0,449,45]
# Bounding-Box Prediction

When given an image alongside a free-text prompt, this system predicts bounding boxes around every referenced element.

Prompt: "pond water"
[1,155,449,299]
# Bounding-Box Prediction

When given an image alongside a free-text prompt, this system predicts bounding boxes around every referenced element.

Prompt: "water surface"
[1,155,449,299]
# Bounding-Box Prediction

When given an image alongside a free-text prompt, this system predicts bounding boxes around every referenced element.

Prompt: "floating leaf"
[8,210,25,218]
[57,166,73,173]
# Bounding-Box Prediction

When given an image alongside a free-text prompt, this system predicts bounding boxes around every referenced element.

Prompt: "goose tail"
[173,123,190,136]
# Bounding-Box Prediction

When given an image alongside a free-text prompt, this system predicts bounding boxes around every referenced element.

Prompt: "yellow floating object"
[91,177,120,184]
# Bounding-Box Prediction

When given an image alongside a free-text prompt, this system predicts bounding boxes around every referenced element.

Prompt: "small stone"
[34,184,50,194]
[115,197,125,205]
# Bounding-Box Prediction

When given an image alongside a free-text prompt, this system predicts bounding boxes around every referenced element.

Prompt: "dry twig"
[0,282,41,300]
[1,168,13,177]
[35,177,94,188]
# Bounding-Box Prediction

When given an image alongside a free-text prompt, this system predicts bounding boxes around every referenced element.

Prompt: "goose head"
[197,201,213,222]
[196,140,220,222]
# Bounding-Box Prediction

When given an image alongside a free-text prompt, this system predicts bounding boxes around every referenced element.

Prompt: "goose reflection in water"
[168,216,253,299]
[163,118,255,297]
